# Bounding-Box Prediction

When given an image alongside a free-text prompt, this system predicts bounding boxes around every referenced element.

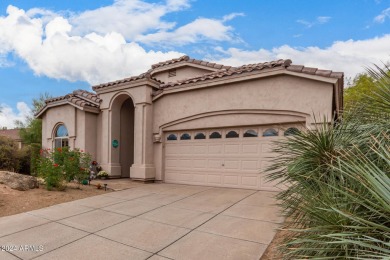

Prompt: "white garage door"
[164,126,298,191]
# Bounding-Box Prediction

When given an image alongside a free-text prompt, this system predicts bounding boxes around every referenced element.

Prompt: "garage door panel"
[224,144,240,154]
[224,160,240,169]
[208,144,223,154]
[193,145,208,154]
[242,144,258,154]
[208,174,222,184]
[193,159,207,168]
[208,159,223,169]
[224,175,239,185]
[164,127,290,191]
[241,160,259,170]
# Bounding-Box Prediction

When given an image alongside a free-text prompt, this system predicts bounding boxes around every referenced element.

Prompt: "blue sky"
[0,0,389,127]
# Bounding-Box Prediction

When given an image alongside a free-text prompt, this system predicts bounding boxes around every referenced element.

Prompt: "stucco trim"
[94,78,160,94]
[157,109,309,133]
[36,101,100,118]
[150,62,220,75]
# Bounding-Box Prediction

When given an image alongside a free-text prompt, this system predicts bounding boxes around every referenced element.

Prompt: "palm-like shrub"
[267,65,390,259]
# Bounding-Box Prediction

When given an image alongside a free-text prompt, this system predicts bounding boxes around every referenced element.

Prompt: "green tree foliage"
[16,92,51,145]
[344,73,377,110]
[0,136,30,173]
[267,64,390,259]
[15,93,52,175]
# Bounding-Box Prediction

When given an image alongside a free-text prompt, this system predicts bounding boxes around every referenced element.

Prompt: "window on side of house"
[167,134,177,141]
[226,130,239,138]
[209,131,222,139]
[194,133,206,139]
[180,133,191,140]
[54,124,69,148]
[263,128,278,137]
[243,129,258,137]
[284,127,300,136]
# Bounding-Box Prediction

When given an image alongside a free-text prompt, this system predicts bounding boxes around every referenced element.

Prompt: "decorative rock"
[0,171,39,191]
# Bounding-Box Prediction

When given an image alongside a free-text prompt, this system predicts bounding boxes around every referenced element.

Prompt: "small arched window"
[180,133,191,140]
[263,128,278,137]
[209,132,222,139]
[194,133,206,139]
[54,124,69,148]
[284,127,300,136]
[167,134,177,141]
[244,130,258,137]
[226,131,239,138]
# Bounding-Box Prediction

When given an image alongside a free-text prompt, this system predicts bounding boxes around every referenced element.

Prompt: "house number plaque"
[112,139,119,148]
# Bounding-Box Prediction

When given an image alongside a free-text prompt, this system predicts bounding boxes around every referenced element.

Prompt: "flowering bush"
[97,171,108,177]
[37,147,91,190]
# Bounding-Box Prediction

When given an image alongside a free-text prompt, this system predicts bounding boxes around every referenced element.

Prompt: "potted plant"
[97,171,109,180]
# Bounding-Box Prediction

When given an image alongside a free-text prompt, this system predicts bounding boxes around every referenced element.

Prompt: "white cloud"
[211,34,390,81]
[297,16,331,28]
[374,7,390,23]
[0,102,32,129]
[0,5,184,84]
[136,16,240,46]
[0,2,241,84]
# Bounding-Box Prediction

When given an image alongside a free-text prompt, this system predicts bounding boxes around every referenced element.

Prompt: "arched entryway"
[120,98,135,177]
[110,94,135,178]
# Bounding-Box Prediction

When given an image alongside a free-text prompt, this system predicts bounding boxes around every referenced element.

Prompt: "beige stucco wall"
[152,74,334,134]
[41,104,98,160]
[152,66,214,83]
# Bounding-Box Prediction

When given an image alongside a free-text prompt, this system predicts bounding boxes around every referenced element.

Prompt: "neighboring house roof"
[37,56,344,118]
[0,129,21,141]
[35,89,102,117]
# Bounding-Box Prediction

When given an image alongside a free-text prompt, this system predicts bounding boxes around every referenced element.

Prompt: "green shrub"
[37,147,91,190]
[267,65,390,259]
[0,136,19,171]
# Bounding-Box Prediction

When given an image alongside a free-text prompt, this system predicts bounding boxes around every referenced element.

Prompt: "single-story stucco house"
[0,128,23,149]
[36,56,343,191]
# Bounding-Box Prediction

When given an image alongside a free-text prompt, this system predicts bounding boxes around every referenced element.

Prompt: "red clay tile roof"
[92,73,163,91]
[151,55,232,70]
[35,89,101,116]
[159,59,293,89]
[0,129,21,140]
[157,59,344,91]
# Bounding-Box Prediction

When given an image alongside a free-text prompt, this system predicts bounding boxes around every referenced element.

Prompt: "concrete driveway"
[0,184,283,260]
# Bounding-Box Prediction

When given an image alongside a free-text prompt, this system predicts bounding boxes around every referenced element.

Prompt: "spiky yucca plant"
[267,65,390,259]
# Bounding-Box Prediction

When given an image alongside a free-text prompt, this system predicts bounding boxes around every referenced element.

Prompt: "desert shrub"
[16,146,31,174]
[267,65,390,259]
[37,147,91,190]
[0,136,19,171]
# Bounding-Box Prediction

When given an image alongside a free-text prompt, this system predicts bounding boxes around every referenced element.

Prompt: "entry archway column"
[130,102,156,180]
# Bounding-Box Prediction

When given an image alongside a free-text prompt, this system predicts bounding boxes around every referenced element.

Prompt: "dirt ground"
[0,182,112,217]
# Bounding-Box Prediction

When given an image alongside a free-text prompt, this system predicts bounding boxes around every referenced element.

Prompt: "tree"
[15,93,52,175]
[344,73,376,110]
[15,92,51,145]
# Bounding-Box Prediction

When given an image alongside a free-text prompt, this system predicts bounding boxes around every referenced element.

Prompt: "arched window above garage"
[54,124,69,148]
[167,134,177,141]
[263,128,278,137]
[209,132,222,139]
[226,131,239,138]
[180,133,191,140]
[194,133,206,139]
[284,127,300,136]
[243,130,258,137]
